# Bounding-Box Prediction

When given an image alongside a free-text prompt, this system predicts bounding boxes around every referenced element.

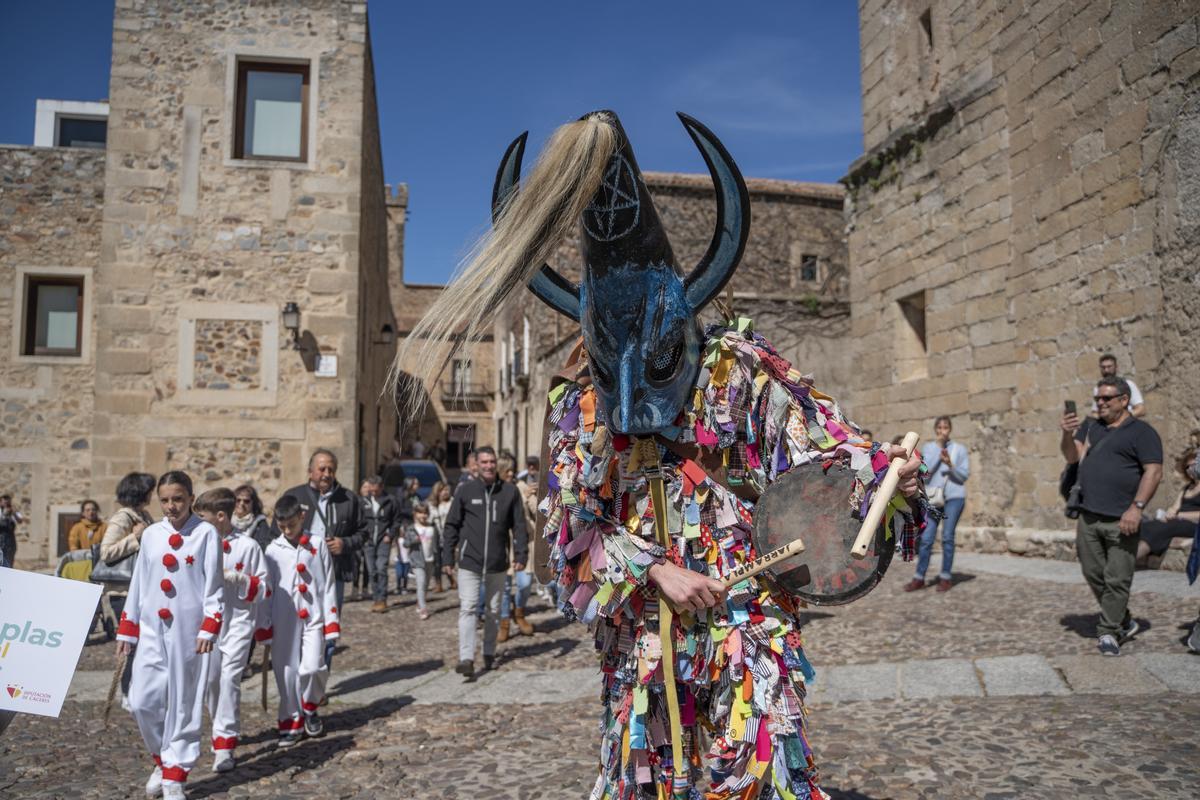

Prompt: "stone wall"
[492,172,851,467]
[0,145,104,565]
[847,0,1200,530]
[91,0,380,509]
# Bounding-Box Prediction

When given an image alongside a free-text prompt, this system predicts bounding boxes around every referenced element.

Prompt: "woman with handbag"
[906,416,971,592]
[94,472,157,704]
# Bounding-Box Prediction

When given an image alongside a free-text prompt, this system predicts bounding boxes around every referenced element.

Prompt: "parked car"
[395,459,447,501]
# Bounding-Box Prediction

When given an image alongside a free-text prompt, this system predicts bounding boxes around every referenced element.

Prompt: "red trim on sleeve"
[254,627,273,642]
[160,765,188,783]
[153,755,163,767]
[200,616,221,635]
[117,619,140,639]
[212,736,238,751]
[323,622,341,636]
[245,575,260,602]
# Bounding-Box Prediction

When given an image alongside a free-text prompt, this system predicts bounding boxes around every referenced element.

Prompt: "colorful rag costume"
[541,319,917,800]
[398,108,922,799]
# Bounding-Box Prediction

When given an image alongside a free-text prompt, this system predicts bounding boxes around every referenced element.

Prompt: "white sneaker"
[1188,619,1200,654]
[145,766,163,798]
[162,781,186,800]
[212,750,235,773]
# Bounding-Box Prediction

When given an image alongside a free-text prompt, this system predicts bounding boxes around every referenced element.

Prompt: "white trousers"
[129,625,211,781]
[204,623,254,750]
[457,569,506,662]
[272,616,328,731]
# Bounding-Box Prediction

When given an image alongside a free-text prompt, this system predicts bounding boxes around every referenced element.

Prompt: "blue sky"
[0,2,864,284]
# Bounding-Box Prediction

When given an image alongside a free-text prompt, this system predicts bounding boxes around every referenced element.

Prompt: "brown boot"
[497,619,510,643]
[371,600,387,613]
[513,608,534,636]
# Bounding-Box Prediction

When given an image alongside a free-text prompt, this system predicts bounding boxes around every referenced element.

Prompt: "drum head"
[751,460,895,606]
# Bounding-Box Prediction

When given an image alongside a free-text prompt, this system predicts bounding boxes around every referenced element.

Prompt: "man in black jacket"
[358,475,396,613]
[441,446,528,679]
[278,449,367,669]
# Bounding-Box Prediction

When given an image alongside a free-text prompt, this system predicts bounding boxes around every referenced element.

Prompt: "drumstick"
[721,538,805,588]
[260,645,271,712]
[851,431,920,558]
[104,648,127,726]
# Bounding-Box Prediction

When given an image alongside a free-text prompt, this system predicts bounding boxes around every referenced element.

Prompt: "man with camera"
[1060,376,1162,656]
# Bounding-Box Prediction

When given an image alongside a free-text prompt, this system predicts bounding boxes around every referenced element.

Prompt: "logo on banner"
[6,685,20,698]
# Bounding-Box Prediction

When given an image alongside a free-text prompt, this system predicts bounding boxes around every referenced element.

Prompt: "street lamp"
[282,302,302,350]
[374,323,395,346]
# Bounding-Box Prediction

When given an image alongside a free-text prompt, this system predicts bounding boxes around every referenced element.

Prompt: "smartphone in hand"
[1064,400,1077,416]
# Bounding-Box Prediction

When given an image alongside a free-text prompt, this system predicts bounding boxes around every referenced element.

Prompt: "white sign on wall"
[0,567,101,718]
[315,354,338,378]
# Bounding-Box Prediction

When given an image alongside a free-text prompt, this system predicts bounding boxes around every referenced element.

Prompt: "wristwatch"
[1133,500,1147,510]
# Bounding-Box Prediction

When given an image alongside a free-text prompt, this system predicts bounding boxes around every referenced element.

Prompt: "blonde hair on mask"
[387,116,617,420]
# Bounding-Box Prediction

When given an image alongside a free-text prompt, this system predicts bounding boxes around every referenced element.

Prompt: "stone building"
[492,172,849,468]
[0,0,434,567]
[845,0,1199,538]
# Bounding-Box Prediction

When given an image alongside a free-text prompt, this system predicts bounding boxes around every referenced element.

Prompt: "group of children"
[115,471,339,799]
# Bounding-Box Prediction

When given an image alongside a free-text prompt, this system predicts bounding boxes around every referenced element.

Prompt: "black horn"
[492,132,582,322]
[677,113,751,311]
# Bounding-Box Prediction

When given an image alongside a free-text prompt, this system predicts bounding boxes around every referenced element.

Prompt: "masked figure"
[396,110,925,800]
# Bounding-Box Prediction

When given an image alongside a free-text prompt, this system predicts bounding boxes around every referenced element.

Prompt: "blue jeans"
[394,561,410,593]
[500,571,532,619]
[324,578,346,669]
[915,497,965,581]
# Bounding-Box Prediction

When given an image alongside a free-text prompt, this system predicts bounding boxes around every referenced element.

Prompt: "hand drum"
[750,459,895,606]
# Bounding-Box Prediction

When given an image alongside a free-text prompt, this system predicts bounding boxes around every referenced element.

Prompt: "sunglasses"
[1094,393,1127,403]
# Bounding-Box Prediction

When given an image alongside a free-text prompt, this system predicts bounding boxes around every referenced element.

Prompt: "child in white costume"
[195,487,269,773]
[116,472,223,800]
[255,494,340,744]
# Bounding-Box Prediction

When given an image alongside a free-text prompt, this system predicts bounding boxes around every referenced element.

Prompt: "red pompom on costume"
[298,583,308,594]
[223,541,231,554]
[168,533,184,549]
[158,608,172,620]
[296,563,307,574]
[297,609,309,620]
[160,579,174,593]
[162,553,178,569]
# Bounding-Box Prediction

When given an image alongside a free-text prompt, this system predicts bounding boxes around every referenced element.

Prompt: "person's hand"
[512,562,525,572]
[327,537,344,555]
[887,445,923,498]
[196,638,214,654]
[383,535,392,545]
[1119,505,1142,536]
[649,562,726,612]
[132,522,148,540]
[1060,412,1080,434]
[939,449,952,466]
[117,641,133,657]
[442,565,454,577]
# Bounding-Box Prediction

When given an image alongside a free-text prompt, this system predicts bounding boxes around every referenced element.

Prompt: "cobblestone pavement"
[5,557,1200,798]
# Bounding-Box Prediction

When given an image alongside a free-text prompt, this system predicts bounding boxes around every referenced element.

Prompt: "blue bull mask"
[492,111,750,436]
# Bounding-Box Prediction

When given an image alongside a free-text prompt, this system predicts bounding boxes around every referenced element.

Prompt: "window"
[23,276,83,356]
[56,117,106,149]
[896,290,928,382]
[234,60,309,161]
[451,359,472,394]
[800,254,819,282]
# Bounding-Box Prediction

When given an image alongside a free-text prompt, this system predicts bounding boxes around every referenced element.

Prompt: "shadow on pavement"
[949,572,977,587]
[826,789,882,800]
[187,697,411,798]
[327,659,444,698]
[796,611,835,626]
[500,636,581,661]
[1059,612,1152,639]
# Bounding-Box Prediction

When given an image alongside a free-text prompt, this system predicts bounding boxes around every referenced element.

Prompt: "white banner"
[0,567,101,718]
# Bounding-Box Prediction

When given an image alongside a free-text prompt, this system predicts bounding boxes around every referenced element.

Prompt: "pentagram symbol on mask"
[583,155,640,242]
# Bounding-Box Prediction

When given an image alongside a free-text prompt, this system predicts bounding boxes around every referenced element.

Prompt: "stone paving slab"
[955,552,1200,598]
[975,653,1070,696]
[1138,652,1200,691]
[809,661,898,703]
[899,657,983,698]
[1051,654,1169,694]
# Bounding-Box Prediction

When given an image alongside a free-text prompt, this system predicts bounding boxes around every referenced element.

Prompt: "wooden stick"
[721,537,805,588]
[103,648,127,726]
[260,645,271,712]
[851,431,920,558]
